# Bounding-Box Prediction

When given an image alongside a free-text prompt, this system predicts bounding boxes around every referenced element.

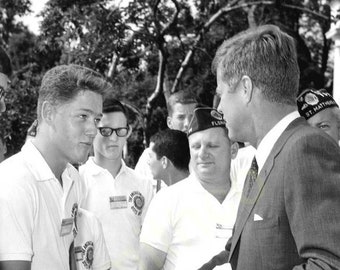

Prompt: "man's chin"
[103,153,121,161]
[71,152,90,165]
[195,169,213,179]
[228,131,243,143]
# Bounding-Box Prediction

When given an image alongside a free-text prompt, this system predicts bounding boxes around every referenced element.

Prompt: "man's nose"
[85,121,98,138]
[217,103,222,113]
[198,146,209,159]
[183,117,191,129]
[108,132,119,141]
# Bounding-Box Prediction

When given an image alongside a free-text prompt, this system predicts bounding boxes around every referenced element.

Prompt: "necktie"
[245,157,258,197]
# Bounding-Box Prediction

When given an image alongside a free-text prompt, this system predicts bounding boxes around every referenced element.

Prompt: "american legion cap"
[296,88,338,120]
[187,105,226,137]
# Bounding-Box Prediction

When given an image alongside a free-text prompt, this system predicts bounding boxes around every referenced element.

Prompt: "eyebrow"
[78,108,103,117]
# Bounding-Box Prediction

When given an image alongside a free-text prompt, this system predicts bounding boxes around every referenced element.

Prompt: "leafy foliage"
[0,0,336,167]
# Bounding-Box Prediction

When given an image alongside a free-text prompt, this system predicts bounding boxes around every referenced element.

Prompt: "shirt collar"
[22,140,75,184]
[230,170,243,195]
[256,111,300,173]
[85,156,128,177]
[189,170,239,197]
[187,173,207,192]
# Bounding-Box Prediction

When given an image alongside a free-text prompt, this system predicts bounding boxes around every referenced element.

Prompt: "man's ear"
[240,75,254,104]
[161,156,168,169]
[167,116,173,129]
[126,125,133,139]
[41,101,55,124]
[230,142,239,160]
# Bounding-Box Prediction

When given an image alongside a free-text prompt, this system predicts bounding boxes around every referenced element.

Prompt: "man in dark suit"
[200,24,340,270]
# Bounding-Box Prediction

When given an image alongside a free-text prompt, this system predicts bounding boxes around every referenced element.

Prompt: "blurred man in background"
[297,88,340,143]
[135,90,198,193]
[148,129,190,186]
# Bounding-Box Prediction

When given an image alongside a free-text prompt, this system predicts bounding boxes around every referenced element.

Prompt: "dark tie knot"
[246,156,258,197]
[251,157,258,174]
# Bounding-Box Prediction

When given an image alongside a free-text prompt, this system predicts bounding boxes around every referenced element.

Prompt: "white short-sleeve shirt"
[135,147,154,180]
[79,157,154,270]
[0,141,83,270]
[140,173,244,270]
[230,145,256,190]
[74,208,111,270]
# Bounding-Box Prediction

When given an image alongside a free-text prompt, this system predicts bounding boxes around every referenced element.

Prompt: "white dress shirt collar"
[256,111,300,173]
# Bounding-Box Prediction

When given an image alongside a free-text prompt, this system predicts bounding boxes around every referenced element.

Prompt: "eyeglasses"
[98,127,129,137]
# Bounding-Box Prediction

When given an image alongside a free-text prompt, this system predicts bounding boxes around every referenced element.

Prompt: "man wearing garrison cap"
[138,105,243,270]
[297,88,340,143]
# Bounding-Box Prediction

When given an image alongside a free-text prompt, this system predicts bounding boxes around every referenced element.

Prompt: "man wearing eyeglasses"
[0,46,12,113]
[79,97,154,270]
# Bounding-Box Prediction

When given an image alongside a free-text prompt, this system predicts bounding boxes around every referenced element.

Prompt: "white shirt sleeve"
[0,180,35,261]
[140,176,154,223]
[135,148,154,180]
[92,214,111,270]
[140,189,173,253]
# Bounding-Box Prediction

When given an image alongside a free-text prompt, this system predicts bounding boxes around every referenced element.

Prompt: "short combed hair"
[103,97,127,116]
[37,64,111,121]
[212,24,299,105]
[166,90,198,116]
[102,97,129,125]
[0,46,12,76]
[150,129,190,171]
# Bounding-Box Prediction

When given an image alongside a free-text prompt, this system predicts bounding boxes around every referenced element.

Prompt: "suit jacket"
[228,117,340,270]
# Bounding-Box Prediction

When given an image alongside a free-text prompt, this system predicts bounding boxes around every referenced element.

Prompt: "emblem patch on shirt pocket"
[75,241,94,269]
[129,191,145,216]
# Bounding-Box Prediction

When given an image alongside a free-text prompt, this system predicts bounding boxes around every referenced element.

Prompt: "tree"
[0,0,334,166]
[0,0,32,45]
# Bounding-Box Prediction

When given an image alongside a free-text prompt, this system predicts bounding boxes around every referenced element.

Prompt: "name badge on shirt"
[110,195,128,209]
[60,217,74,236]
[74,246,83,261]
[215,223,232,239]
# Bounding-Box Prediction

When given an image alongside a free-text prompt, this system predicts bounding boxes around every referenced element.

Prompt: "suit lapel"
[228,117,307,260]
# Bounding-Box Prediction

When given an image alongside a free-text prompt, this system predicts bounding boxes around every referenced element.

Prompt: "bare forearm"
[138,243,167,270]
